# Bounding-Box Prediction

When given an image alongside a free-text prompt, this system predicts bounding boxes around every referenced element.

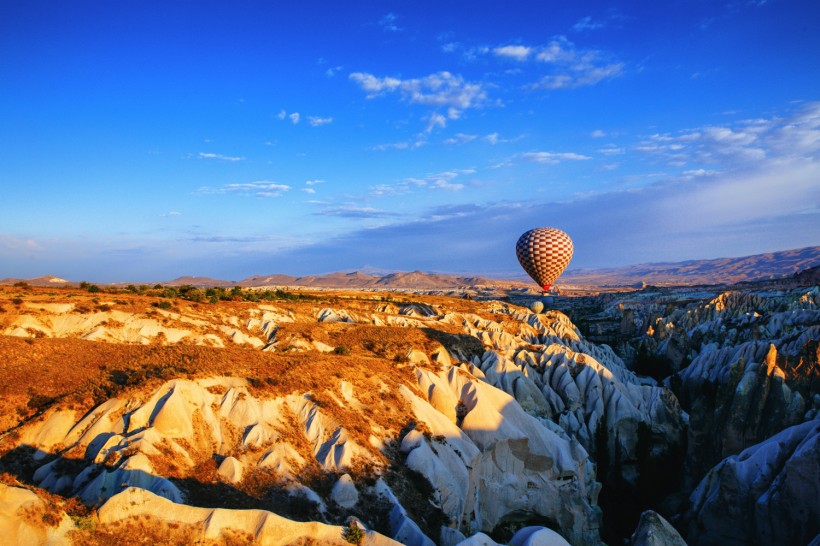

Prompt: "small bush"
[12,297,23,305]
[334,346,351,356]
[342,517,365,545]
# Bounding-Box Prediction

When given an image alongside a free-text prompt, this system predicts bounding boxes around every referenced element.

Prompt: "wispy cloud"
[444,133,478,145]
[493,45,533,61]
[308,115,333,127]
[0,235,43,252]
[443,132,518,145]
[452,36,623,91]
[277,110,301,124]
[349,71,489,130]
[197,152,245,161]
[371,169,473,196]
[378,13,402,32]
[371,139,427,151]
[522,151,592,164]
[573,16,605,32]
[325,65,343,78]
[161,211,182,217]
[199,181,291,198]
[635,102,820,168]
[316,205,397,218]
[530,61,623,90]
[264,156,820,275]
[598,145,625,155]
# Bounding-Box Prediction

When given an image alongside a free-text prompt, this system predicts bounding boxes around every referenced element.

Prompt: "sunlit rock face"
[465,310,687,495]
[404,366,602,545]
[684,417,820,546]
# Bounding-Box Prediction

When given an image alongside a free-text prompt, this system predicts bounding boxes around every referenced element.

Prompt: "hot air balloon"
[515,227,574,294]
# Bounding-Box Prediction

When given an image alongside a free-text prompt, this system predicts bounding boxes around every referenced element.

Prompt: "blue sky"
[1,1,819,282]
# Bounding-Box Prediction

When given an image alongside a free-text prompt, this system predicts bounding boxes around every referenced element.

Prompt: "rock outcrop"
[0,484,76,546]
[684,417,820,546]
[628,510,686,546]
[98,487,400,545]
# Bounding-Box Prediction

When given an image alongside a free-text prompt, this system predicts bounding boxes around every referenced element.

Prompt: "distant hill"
[561,245,820,287]
[240,270,530,290]
[0,275,72,287]
[4,245,818,290]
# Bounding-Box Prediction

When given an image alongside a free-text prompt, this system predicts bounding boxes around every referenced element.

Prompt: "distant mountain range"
[3,245,819,290]
[560,245,820,287]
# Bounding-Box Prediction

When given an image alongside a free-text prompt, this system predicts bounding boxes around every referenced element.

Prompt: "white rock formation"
[331,474,359,509]
[685,417,820,546]
[23,378,369,506]
[98,487,400,545]
[402,365,601,545]
[0,484,76,546]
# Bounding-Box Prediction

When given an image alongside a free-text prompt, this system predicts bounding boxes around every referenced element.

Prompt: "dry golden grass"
[0,284,513,540]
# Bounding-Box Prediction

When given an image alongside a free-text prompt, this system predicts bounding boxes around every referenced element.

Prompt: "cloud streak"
[199,182,291,198]
[197,152,245,161]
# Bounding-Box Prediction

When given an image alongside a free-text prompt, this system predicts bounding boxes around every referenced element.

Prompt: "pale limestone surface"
[98,487,400,545]
[0,485,75,546]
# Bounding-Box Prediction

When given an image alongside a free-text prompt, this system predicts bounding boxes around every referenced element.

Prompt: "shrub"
[334,346,351,356]
[342,517,365,545]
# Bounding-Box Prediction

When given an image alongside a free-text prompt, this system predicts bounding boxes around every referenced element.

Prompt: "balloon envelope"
[530,301,544,314]
[515,227,574,291]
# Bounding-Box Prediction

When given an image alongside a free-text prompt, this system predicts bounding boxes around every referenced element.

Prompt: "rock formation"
[684,417,820,546]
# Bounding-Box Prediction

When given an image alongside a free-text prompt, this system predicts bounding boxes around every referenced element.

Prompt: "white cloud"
[599,145,625,155]
[305,179,324,186]
[573,16,605,32]
[267,157,820,275]
[301,188,316,194]
[371,139,427,151]
[444,133,478,145]
[197,152,245,161]
[349,71,489,124]
[493,45,532,61]
[591,129,607,138]
[289,112,300,124]
[682,169,718,177]
[479,36,624,91]
[325,65,343,78]
[200,181,291,198]
[531,62,623,90]
[317,205,396,218]
[635,103,820,168]
[277,110,286,120]
[426,112,447,132]
[379,13,401,32]
[308,116,333,127]
[370,169,472,196]
[161,211,182,217]
[522,151,592,164]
